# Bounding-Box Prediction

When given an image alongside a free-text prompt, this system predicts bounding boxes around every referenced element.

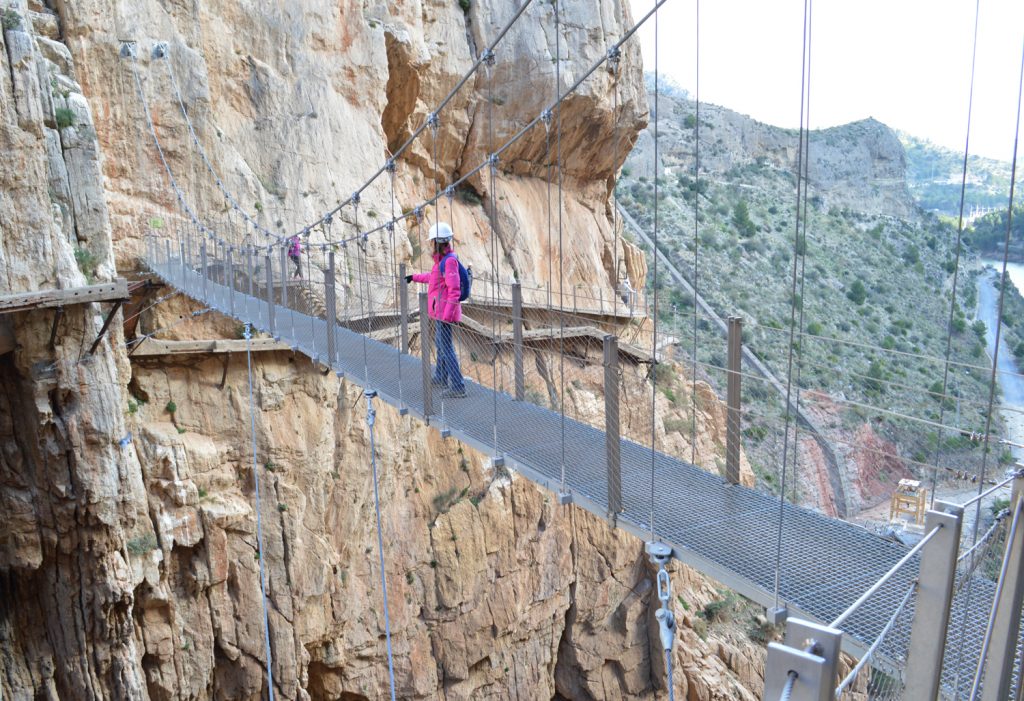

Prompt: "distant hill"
[898,132,1014,217]
[619,93,997,504]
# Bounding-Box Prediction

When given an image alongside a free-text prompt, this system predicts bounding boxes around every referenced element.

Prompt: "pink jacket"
[412,252,462,323]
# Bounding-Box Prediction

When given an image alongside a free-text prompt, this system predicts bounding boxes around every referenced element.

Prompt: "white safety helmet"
[427,222,454,243]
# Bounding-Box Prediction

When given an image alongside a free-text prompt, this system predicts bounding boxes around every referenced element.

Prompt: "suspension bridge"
[100,0,1024,698]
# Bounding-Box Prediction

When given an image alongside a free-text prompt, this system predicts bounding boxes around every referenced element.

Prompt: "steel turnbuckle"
[647,542,676,653]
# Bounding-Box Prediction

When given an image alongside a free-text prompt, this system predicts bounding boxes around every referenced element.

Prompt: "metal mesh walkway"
[144,249,997,684]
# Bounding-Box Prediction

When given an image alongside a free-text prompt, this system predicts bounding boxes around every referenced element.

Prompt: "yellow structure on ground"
[889,479,928,525]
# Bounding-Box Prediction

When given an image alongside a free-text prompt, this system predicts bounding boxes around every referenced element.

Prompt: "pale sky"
[628,0,1024,162]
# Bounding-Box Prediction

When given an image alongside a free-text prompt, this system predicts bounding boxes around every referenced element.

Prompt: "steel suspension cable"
[971,36,1024,546]
[364,391,398,701]
[689,0,701,467]
[789,0,815,507]
[556,0,567,495]
[244,322,276,700]
[953,31,1024,693]
[485,48,500,458]
[774,0,813,609]
[930,0,983,507]
[649,3,661,542]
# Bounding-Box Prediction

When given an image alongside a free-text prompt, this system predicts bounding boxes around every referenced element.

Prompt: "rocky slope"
[1,1,766,699]
[620,93,997,515]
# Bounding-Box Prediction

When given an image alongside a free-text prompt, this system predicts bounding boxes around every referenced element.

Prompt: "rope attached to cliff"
[365,390,399,701]
[244,321,277,700]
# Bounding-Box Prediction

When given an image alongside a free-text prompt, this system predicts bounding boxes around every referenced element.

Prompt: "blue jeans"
[433,321,465,392]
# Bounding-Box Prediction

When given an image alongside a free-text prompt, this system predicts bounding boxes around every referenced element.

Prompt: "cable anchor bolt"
[151,42,168,60]
[118,41,137,59]
[606,46,621,73]
[646,542,676,652]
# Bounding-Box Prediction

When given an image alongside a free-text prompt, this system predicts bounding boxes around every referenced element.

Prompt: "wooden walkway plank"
[0,278,129,314]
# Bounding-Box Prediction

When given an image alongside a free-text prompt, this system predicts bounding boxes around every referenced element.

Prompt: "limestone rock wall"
[0,1,765,699]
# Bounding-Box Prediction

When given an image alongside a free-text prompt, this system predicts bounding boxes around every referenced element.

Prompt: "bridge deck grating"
[149,255,1005,688]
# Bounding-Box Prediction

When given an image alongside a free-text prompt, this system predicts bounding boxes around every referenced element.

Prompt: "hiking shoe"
[442,389,467,399]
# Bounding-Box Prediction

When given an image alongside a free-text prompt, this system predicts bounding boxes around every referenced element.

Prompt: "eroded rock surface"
[0,1,766,698]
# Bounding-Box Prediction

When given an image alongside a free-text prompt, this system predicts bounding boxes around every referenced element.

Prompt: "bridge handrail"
[829,524,941,629]
[832,582,916,699]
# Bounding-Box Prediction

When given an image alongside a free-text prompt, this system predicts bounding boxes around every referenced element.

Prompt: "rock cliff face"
[1,1,765,699]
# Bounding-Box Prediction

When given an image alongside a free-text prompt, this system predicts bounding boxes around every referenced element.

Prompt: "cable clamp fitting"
[487,153,500,168]
[385,159,397,174]
[607,46,621,73]
[385,222,394,233]
[646,541,675,652]
[444,184,455,200]
[351,191,361,206]
[151,42,168,60]
[427,112,440,130]
[481,48,496,66]
[413,206,424,221]
[541,108,553,124]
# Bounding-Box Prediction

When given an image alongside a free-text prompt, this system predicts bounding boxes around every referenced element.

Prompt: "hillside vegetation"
[618,94,1002,508]
[898,132,1015,217]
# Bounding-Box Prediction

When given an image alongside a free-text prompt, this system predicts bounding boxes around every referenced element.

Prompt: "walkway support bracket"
[763,620,841,701]
[48,306,63,349]
[980,473,1024,701]
[604,334,622,522]
[726,316,742,485]
[904,501,963,700]
[326,251,338,365]
[419,291,432,420]
[513,282,524,401]
[399,263,409,353]
[87,299,124,356]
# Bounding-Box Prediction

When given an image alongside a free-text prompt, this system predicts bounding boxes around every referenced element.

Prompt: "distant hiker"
[406,222,466,398]
[619,278,636,308]
[288,235,302,279]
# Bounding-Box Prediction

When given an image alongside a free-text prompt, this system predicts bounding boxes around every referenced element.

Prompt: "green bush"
[806,321,823,335]
[972,320,987,341]
[127,533,158,555]
[165,400,177,415]
[732,200,757,237]
[74,247,97,282]
[458,0,470,11]
[846,279,867,305]
[2,8,22,31]
[55,107,75,130]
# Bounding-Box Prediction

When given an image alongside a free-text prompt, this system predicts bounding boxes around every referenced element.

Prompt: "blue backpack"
[442,253,472,302]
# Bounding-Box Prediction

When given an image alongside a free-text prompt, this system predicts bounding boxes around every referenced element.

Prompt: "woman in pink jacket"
[406,222,466,398]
